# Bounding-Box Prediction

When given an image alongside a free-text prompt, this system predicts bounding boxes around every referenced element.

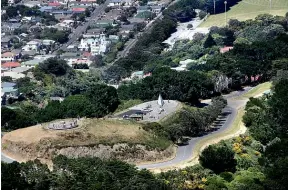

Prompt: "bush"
[199,10,207,20]
[199,144,237,174]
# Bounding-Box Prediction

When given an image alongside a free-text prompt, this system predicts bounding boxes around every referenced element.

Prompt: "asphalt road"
[137,87,252,169]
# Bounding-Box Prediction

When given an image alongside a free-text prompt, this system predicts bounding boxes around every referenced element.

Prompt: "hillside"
[1,118,174,165]
[200,0,288,27]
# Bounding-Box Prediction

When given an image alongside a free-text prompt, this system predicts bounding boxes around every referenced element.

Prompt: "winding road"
[138,87,253,169]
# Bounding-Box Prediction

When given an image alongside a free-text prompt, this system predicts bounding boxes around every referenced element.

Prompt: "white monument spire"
[157,94,164,107]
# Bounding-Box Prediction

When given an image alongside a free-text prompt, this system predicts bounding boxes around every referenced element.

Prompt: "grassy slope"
[200,0,288,27]
[238,82,272,99]
[3,119,171,151]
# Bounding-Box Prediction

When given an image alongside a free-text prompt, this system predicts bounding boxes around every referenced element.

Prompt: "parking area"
[116,100,180,122]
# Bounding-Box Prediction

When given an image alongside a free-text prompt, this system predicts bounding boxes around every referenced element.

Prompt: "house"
[108,0,122,7]
[42,39,56,46]
[1,71,25,79]
[1,36,12,49]
[78,34,111,55]
[71,7,86,13]
[109,35,119,42]
[91,20,116,28]
[131,71,144,79]
[2,62,21,69]
[86,28,105,35]
[1,52,17,62]
[137,6,151,14]
[1,82,19,99]
[34,54,56,60]
[21,16,34,22]
[21,59,44,67]
[66,58,92,67]
[1,23,22,33]
[40,6,55,13]
[220,46,233,53]
[120,24,135,33]
[22,40,41,51]
[23,1,41,8]
[51,10,73,16]
[60,52,82,59]
[150,5,162,14]
[48,2,62,6]
[8,18,20,23]
[147,1,159,6]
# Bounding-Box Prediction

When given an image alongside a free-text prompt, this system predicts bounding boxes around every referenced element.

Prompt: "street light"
[224,1,227,26]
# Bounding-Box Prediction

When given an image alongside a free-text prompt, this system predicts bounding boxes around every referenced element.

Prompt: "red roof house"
[220,46,233,53]
[48,2,61,6]
[2,62,21,68]
[72,8,86,12]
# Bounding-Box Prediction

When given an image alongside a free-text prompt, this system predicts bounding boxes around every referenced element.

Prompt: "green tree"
[38,58,72,77]
[204,33,216,48]
[199,144,237,174]
[1,162,29,190]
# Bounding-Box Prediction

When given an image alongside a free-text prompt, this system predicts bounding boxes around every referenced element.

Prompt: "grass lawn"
[200,0,288,27]
[238,82,272,99]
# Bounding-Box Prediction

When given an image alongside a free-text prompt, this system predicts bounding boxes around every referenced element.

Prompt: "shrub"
[199,144,237,174]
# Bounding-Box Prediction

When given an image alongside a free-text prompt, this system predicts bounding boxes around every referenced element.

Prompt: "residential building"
[1,52,17,62]
[22,40,41,51]
[1,23,22,33]
[1,62,21,69]
[1,82,19,100]
[137,6,151,14]
[23,1,41,8]
[108,0,122,7]
[1,36,12,49]
[42,39,56,46]
[150,6,162,14]
[21,59,43,67]
[220,46,233,53]
[91,19,116,28]
[40,6,55,13]
[78,34,111,55]
[1,71,25,79]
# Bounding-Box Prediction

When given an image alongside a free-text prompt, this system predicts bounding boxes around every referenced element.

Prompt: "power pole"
[224,1,227,26]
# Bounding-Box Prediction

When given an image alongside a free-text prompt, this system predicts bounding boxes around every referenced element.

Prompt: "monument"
[157,94,164,107]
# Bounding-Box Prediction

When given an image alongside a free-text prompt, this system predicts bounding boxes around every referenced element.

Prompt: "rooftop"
[1,82,16,88]
[2,62,21,68]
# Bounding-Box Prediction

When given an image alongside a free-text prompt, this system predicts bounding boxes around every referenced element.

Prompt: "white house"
[78,34,111,55]
[42,39,56,46]
[108,0,122,7]
[22,40,41,51]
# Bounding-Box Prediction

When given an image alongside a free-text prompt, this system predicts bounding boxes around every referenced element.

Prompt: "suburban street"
[53,1,110,54]
[137,87,253,169]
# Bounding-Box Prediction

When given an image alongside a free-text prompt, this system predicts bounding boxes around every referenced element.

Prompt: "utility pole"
[224,1,227,26]
[214,0,216,14]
